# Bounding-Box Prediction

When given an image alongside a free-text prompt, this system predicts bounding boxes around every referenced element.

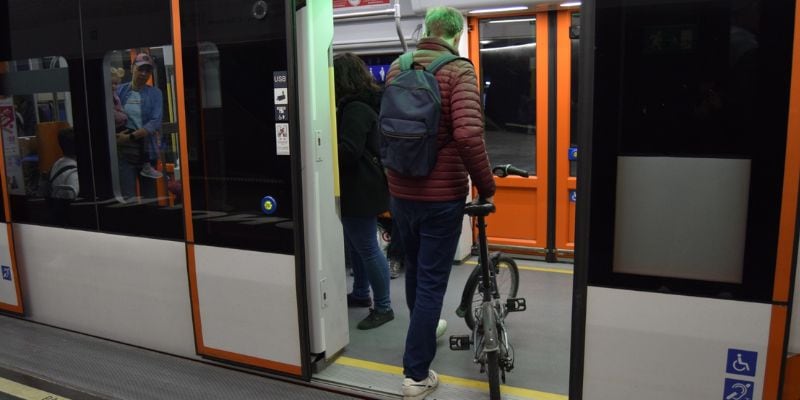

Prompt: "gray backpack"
[379,52,471,177]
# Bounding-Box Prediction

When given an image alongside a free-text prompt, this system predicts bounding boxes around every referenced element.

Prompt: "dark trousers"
[391,197,464,381]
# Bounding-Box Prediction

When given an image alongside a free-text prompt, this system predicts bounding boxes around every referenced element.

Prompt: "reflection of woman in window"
[115,53,163,200]
[110,67,128,132]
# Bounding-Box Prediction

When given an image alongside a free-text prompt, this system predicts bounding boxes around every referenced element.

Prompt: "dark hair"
[58,127,76,157]
[333,53,380,103]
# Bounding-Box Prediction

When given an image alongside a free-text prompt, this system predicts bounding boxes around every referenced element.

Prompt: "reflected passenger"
[116,52,163,201]
[333,53,394,330]
[110,67,128,133]
[47,128,78,224]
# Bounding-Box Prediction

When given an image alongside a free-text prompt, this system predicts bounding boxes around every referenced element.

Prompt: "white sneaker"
[402,369,439,400]
[140,163,163,179]
[435,319,447,339]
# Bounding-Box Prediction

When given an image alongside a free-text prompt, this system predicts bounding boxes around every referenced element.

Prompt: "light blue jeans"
[342,216,391,312]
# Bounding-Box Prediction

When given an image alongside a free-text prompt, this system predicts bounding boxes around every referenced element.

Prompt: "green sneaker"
[357,308,394,330]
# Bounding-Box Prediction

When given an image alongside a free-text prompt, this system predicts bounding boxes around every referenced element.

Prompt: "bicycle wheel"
[463,256,520,330]
[487,350,502,399]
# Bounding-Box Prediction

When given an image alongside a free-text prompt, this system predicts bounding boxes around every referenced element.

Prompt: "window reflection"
[183,37,295,253]
[0,57,84,226]
[479,18,537,175]
[104,47,181,207]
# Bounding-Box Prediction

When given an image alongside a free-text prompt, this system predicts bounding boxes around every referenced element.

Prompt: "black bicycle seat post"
[476,214,493,302]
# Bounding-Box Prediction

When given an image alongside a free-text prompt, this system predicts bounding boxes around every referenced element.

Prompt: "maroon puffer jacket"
[384,37,496,202]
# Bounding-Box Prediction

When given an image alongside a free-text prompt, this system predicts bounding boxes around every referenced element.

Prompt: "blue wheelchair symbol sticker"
[723,378,753,400]
[569,190,577,202]
[726,349,757,377]
[1,266,10,281]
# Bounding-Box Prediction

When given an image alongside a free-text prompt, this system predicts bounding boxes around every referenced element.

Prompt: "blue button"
[261,196,277,215]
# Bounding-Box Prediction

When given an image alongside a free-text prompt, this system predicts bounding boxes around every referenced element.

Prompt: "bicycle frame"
[474,212,501,355]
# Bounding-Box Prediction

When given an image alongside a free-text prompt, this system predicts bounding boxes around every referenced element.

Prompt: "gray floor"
[334,257,572,397]
[0,316,358,400]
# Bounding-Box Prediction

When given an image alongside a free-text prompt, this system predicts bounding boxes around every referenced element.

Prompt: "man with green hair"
[384,6,496,400]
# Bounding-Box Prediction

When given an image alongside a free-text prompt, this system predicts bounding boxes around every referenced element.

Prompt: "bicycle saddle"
[464,202,495,217]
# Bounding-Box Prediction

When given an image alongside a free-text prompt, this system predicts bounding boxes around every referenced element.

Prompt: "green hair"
[423,6,464,40]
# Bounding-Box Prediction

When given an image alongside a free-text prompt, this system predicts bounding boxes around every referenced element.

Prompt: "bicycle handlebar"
[492,164,529,178]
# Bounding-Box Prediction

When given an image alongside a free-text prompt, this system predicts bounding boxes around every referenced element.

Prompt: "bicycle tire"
[463,256,520,330]
[487,350,502,399]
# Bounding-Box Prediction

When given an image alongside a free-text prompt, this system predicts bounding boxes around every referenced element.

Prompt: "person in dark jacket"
[333,53,394,330]
[384,7,496,400]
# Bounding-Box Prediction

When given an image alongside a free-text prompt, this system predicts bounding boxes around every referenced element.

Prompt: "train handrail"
[332,1,408,52]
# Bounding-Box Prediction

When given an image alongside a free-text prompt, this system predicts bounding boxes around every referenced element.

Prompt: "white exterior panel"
[15,224,196,357]
[194,245,301,367]
[584,287,771,400]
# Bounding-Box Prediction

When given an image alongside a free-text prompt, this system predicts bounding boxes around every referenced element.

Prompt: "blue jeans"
[342,216,391,312]
[391,197,464,381]
[119,158,156,200]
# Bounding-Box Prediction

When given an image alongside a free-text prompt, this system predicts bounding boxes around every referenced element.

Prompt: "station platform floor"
[0,316,357,400]
[0,257,572,400]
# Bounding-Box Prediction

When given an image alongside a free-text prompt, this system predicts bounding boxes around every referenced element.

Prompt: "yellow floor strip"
[335,356,567,400]
[463,260,574,275]
[0,376,70,400]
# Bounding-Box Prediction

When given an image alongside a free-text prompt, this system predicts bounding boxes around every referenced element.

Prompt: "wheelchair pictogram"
[726,349,757,377]
[732,353,750,373]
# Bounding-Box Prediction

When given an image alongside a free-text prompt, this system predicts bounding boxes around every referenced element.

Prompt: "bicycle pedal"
[449,335,471,351]
[506,297,527,312]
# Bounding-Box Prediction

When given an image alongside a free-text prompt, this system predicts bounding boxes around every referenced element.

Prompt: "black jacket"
[337,91,389,217]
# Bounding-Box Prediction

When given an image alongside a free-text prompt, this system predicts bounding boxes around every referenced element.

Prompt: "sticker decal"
[276,123,290,155]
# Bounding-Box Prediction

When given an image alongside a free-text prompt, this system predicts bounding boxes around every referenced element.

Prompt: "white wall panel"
[194,245,301,367]
[15,224,196,357]
[584,287,771,400]
[298,2,350,358]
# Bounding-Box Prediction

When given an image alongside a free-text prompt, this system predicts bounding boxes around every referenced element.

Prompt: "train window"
[181,0,297,254]
[0,57,95,228]
[587,0,795,301]
[479,17,538,175]
[91,46,185,240]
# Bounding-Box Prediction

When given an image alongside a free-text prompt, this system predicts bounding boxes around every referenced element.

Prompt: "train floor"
[315,257,573,400]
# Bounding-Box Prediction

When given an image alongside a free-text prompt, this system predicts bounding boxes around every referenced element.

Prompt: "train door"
[0,0,313,379]
[573,0,799,398]
[468,6,580,261]
[176,0,313,378]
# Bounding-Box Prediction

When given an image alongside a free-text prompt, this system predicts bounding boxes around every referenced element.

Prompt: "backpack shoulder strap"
[50,164,76,183]
[427,53,472,74]
[398,52,415,71]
